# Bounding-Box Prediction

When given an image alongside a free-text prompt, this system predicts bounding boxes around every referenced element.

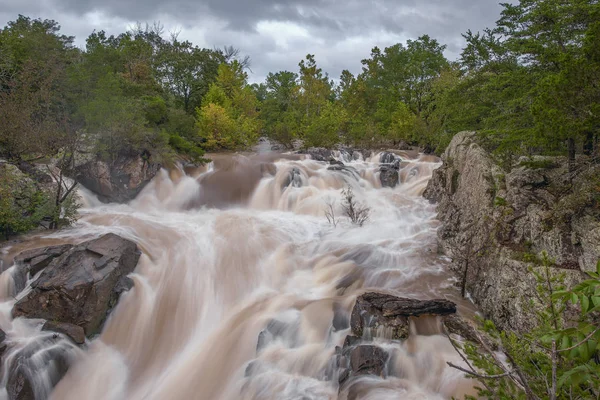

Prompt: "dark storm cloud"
[0,0,505,82]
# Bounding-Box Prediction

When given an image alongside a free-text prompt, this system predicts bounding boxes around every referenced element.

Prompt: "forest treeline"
[1,0,599,168]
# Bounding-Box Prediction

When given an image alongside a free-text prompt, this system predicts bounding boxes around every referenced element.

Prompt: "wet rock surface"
[74,155,160,203]
[13,245,74,293]
[378,152,401,188]
[42,321,86,345]
[350,292,456,340]
[5,335,76,400]
[12,233,140,336]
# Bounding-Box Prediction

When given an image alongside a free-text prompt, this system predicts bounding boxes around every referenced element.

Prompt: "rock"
[12,233,140,336]
[16,161,53,184]
[350,292,456,340]
[0,327,6,358]
[443,314,481,344]
[15,244,73,277]
[282,167,303,189]
[349,345,388,378]
[379,152,397,164]
[423,131,590,332]
[397,141,411,150]
[6,365,35,400]
[379,165,399,188]
[332,302,350,332]
[298,148,333,162]
[6,338,74,400]
[338,345,389,390]
[42,321,86,345]
[343,335,361,348]
[74,155,160,203]
[327,165,360,181]
[256,319,298,352]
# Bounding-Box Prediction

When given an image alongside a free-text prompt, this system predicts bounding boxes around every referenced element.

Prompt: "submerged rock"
[12,233,140,337]
[74,155,160,203]
[5,335,76,400]
[350,292,456,340]
[379,165,399,188]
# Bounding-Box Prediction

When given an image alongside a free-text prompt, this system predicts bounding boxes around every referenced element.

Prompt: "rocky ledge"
[424,131,599,332]
[3,233,140,400]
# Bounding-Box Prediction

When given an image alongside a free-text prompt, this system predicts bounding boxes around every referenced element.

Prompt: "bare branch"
[551,340,557,400]
[324,200,337,227]
[447,362,513,379]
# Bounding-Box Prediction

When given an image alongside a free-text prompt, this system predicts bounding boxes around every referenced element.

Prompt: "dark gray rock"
[379,152,397,164]
[15,244,73,276]
[298,148,333,162]
[350,292,456,340]
[379,165,399,188]
[5,335,75,400]
[282,167,303,189]
[349,345,388,378]
[12,233,140,336]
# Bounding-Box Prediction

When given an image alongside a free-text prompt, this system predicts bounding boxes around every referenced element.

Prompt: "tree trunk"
[583,131,594,156]
[567,137,576,173]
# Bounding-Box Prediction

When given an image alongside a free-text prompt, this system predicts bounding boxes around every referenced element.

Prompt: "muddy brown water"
[0,151,479,400]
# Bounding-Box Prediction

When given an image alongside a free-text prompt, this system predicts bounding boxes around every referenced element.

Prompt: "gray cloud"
[0,0,505,82]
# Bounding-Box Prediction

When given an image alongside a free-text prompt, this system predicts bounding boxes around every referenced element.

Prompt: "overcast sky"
[1,0,505,82]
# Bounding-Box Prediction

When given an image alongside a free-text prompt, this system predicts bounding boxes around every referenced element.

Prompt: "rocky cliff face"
[424,132,600,332]
[74,155,160,203]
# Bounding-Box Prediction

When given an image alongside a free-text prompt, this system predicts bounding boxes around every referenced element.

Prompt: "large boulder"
[12,245,73,293]
[350,292,456,340]
[74,155,160,203]
[12,233,140,336]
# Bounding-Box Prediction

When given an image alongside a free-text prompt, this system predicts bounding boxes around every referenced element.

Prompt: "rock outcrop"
[12,233,140,337]
[4,234,139,400]
[74,155,160,203]
[424,131,597,332]
[378,152,401,188]
[350,292,457,340]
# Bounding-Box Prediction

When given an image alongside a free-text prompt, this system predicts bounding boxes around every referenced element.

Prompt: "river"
[0,150,478,399]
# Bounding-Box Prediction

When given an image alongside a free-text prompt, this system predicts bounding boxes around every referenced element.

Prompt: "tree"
[0,16,76,161]
[196,61,260,149]
[156,37,222,113]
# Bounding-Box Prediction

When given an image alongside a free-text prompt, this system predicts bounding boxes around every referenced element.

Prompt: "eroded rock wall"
[424,131,599,332]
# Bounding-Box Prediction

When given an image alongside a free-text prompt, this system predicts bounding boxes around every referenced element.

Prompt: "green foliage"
[0,164,79,239]
[303,102,346,148]
[196,61,260,150]
[0,166,49,239]
[518,158,559,170]
[460,253,600,399]
[168,134,206,163]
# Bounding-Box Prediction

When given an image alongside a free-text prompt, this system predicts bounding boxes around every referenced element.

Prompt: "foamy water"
[0,151,478,400]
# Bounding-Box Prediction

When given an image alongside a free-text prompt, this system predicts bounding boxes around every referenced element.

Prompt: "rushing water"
[0,150,479,400]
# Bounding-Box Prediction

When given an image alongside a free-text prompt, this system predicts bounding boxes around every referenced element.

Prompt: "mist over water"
[0,150,478,400]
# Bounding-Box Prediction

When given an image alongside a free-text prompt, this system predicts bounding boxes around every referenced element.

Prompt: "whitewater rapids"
[0,150,478,400]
